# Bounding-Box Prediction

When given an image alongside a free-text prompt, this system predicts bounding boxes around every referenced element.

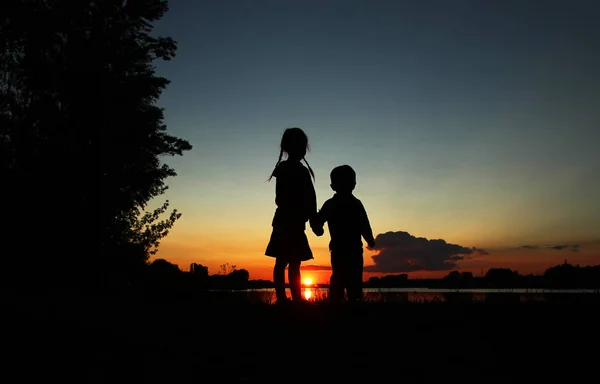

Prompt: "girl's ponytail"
[267,148,284,181]
[303,157,315,181]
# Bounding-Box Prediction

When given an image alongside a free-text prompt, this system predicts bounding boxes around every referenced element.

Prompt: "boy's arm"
[310,201,328,236]
[359,201,375,248]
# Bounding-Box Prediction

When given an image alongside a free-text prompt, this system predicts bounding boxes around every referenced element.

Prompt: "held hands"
[309,216,324,236]
[312,225,324,237]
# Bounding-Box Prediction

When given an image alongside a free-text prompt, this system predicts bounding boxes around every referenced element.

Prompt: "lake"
[240,287,600,303]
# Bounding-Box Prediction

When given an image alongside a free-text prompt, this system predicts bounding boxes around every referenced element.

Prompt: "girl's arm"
[307,177,318,223]
[273,162,288,207]
[303,167,318,223]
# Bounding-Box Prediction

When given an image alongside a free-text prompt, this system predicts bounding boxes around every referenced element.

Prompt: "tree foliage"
[1,0,191,290]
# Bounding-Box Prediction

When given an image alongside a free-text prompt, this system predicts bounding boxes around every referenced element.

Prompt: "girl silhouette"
[266,127,318,303]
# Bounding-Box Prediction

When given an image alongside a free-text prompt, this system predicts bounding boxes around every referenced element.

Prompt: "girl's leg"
[273,258,288,301]
[288,260,302,301]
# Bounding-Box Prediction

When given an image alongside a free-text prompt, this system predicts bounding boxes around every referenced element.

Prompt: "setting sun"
[303,277,313,286]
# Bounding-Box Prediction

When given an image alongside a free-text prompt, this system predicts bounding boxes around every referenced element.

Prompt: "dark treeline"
[143,261,252,293]
[141,260,271,293]
[138,259,600,292]
[364,262,600,290]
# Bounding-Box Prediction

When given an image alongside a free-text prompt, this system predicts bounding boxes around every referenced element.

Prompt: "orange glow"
[303,289,312,300]
[156,234,600,281]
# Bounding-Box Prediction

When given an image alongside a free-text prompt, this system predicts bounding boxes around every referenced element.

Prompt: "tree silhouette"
[219,263,237,275]
[228,269,250,282]
[227,269,250,290]
[544,262,580,289]
[149,258,181,275]
[2,0,191,292]
[484,268,519,289]
[190,263,209,278]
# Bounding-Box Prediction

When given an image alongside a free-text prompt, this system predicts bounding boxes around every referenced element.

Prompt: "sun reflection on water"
[303,289,313,300]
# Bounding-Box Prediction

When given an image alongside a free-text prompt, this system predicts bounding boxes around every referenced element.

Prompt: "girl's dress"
[265,160,316,262]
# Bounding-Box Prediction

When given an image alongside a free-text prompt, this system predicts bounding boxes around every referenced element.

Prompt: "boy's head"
[330,165,356,193]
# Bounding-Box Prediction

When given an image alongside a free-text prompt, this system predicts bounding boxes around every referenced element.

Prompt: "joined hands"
[311,226,324,237]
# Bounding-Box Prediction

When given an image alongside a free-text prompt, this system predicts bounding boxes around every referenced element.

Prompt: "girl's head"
[268,127,315,181]
[280,127,309,160]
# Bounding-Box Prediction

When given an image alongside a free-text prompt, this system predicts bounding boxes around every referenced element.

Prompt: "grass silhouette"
[7,291,599,383]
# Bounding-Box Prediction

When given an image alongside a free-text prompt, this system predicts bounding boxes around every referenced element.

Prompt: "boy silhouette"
[310,165,375,302]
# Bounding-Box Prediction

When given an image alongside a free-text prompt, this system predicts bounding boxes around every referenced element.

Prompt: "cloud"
[364,231,489,273]
[300,264,332,271]
[517,244,581,252]
[549,244,580,252]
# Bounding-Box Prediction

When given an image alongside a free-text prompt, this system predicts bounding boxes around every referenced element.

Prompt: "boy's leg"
[347,252,364,301]
[329,271,344,302]
[273,258,288,301]
[288,260,303,301]
[329,251,345,302]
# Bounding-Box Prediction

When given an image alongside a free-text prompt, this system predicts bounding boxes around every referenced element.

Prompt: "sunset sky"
[148,0,600,283]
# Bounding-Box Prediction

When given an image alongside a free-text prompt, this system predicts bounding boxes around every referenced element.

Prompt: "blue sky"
[147,0,600,279]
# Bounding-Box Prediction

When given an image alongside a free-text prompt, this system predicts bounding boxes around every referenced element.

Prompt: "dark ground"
[7,293,600,383]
